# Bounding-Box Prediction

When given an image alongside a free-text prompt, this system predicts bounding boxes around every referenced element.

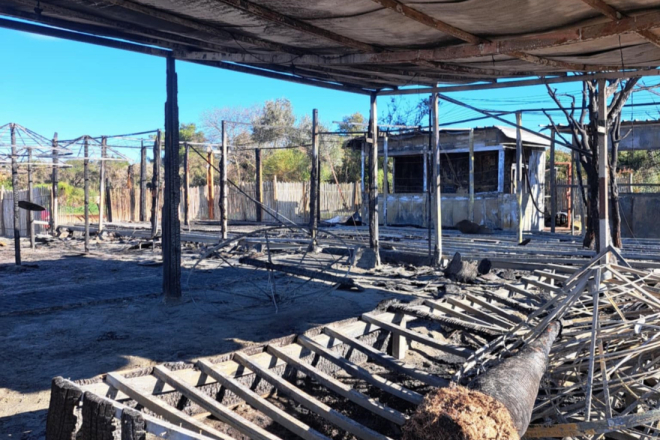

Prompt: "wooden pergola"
[2,0,660,297]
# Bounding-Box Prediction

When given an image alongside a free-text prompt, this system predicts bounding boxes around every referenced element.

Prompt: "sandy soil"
[0,235,418,439]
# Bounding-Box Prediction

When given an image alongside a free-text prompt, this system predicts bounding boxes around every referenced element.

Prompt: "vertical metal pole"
[468,128,475,222]
[597,78,610,256]
[516,111,523,243]
[207,147,215,220]
[27,145,34,249]
[255,148,263,222]
[162,54,182,300]
[99,137,106,231]
[432,93,442,265]
[151,130,162,238]
[51,133,59,232]
[550,129,557,233]
[183,142,189,226]
[383,135,388,227]
[10,124,20,265]
[369,93,381,265]
[220,121,228,239]
[139,140,147,222]
[84,136,90,253]
[310,109,319,238]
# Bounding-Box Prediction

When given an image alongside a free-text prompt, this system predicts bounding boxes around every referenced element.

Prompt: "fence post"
[99,137,106,231]
[255,148,263,222]
[10,124,21,265]
[207,146,214,220]
[84,136,90,253]
[139,140,147,222]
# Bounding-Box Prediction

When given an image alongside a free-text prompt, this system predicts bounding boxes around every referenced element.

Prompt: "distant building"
[346,126,548,231]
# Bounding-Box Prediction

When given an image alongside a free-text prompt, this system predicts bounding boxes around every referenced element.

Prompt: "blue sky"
[2,24,660,155]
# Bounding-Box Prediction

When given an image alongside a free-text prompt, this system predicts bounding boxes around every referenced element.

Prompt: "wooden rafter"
[579,0,660,48]
[103,0,306,55]
[177,8,660,66]
[212,0,375,53]
[369,0,634,71]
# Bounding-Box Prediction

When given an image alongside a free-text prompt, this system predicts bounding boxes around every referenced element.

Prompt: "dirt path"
[0,237,412,439]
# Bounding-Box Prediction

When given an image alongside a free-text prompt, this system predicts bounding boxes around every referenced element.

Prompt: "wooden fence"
[0,181,361,236]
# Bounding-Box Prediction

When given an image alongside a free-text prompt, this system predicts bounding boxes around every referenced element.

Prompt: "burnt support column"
[316,111,321,224]
[183,142,189,226]
[162,55,181,299]
[51,133,59,233]
[597,78,610,256]
[99,137,107,231]
[27,144,34,249]
[468,128,475,223]
[139,140,147,222]
[255,148,263,222]
[207,147,215,220]
[45,377,83,440]
[309,109,319,238]
[550,129,557,233]
[84,136,90,253]
[431,93,442,266]
[515,111,523,244]
[220,121,228,239]
[360,140,366,222]
[383,135,388,226]
[10,124,20,265]
[150,130,162,238]
[369,93,381,266]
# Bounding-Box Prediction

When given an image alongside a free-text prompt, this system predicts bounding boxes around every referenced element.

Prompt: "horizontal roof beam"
[177,8,660,67]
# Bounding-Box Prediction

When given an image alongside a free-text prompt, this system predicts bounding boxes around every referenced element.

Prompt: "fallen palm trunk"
[404,321,560,440]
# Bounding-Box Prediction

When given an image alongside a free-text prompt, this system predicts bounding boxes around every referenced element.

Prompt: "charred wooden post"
[220,121,228,239]
[427,109,432,258]
[162,55,182,300]
[27,144,34,249]
[51,133,59,232]
[139,140,147,222]
[404,322,560,440]
[360,140,366,222]
[383,135,388,226]
[316,111,321,224]
[105,178,113,223]
[550,129,557,233]
[121,408,146,440]
[10,124,20,265]
[84,136,90,253]
[207,147,215,220]
[597,78,610,257]
[128,165,136,222]
[99,137,107,231]
[81,392,116,439]
[150,130,162,238]
[368,93,381,266]
[45,377,83,440]
[468,128,475,222]
[431,93,442,266]
[255,148,263,223]
[183,142,189,226]
[516,111,524,244]
[309,109,319,238]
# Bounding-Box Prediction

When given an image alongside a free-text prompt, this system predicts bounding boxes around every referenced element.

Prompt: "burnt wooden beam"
[580,0,660,48]
[368,93,381,266]
[238,257,363,291]
[179,9,660,65]
[50,133,58,232]
[98,137,106,231]
[309,110,319,239]
[45,377,83,440]
[183,143,190,227]
[207,148,215,220]
[213,0,375,52]
[255,148,263,223]
[368,0,629,71]
[27,141,34,249]
[162,56,182,300]
[104,0,305,55]
[220,122,228,239]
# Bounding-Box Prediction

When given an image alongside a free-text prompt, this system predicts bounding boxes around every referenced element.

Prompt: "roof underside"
[3,0,660,93]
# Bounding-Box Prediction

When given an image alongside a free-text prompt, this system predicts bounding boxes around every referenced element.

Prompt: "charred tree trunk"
[609,114,623,248]
[404,322,560,440]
